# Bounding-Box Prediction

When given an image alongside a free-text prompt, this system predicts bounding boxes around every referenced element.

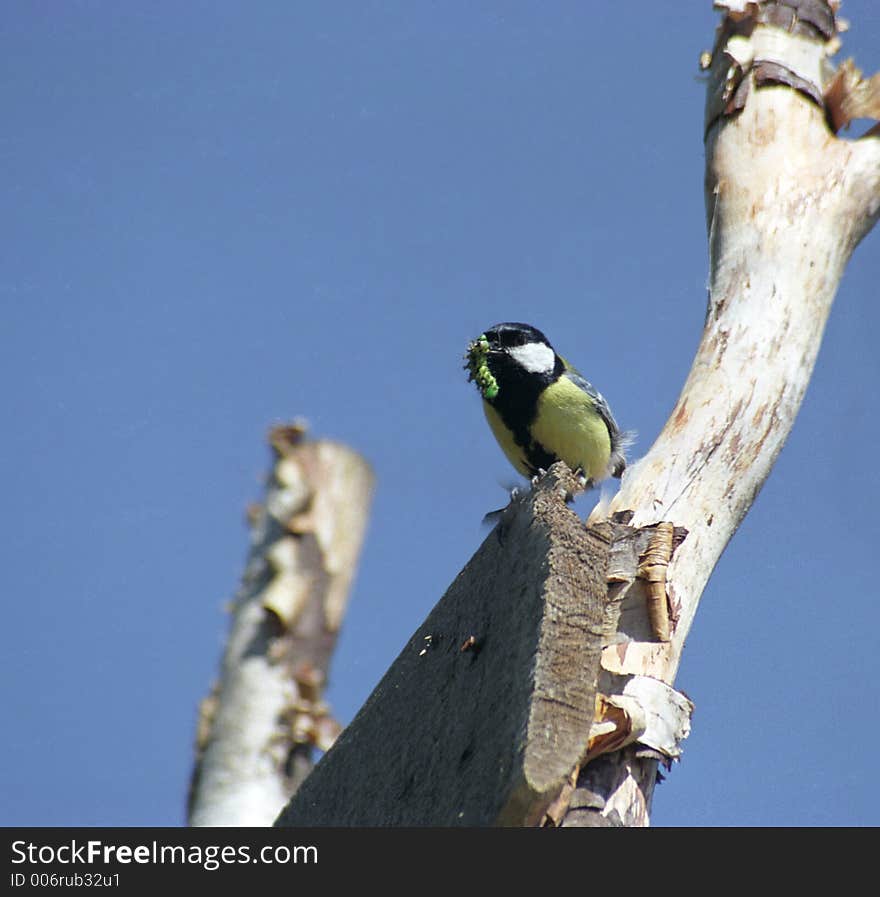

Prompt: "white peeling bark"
[188,424,373,826]
[587,1,879,824]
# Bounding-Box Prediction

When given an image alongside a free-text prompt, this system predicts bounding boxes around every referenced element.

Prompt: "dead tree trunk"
[274,0,878,827]
[188,423,374,826]
[568,0,880,825]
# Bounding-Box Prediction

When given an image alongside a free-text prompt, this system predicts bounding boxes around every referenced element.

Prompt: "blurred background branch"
[188,422,373,826]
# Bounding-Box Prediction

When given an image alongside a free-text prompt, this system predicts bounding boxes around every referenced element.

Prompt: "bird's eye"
[497,331,519,348]
[494,325,534,349]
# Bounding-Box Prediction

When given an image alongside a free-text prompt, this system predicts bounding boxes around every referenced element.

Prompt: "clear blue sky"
[3,2,878,827]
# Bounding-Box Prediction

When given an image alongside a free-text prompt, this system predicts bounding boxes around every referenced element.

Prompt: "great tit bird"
[465,322,628,487]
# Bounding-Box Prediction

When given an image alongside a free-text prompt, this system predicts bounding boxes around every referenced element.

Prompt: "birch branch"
[188,422,374,826]
[574,0,880,825]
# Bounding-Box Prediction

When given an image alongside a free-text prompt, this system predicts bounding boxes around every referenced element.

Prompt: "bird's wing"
[562,366,620,438]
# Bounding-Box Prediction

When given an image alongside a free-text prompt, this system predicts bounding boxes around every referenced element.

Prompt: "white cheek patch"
[509,341,555,374]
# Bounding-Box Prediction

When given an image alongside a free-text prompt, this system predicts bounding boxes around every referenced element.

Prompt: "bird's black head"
[465,321,562,404]
[482,322,552,353]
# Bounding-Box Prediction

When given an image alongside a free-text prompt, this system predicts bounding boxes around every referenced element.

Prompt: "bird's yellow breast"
[483,401,532,477]
[532,377,611,481]
[481,375,612,481]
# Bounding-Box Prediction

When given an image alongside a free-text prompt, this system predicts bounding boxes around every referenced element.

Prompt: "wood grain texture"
[276,465,622,826]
